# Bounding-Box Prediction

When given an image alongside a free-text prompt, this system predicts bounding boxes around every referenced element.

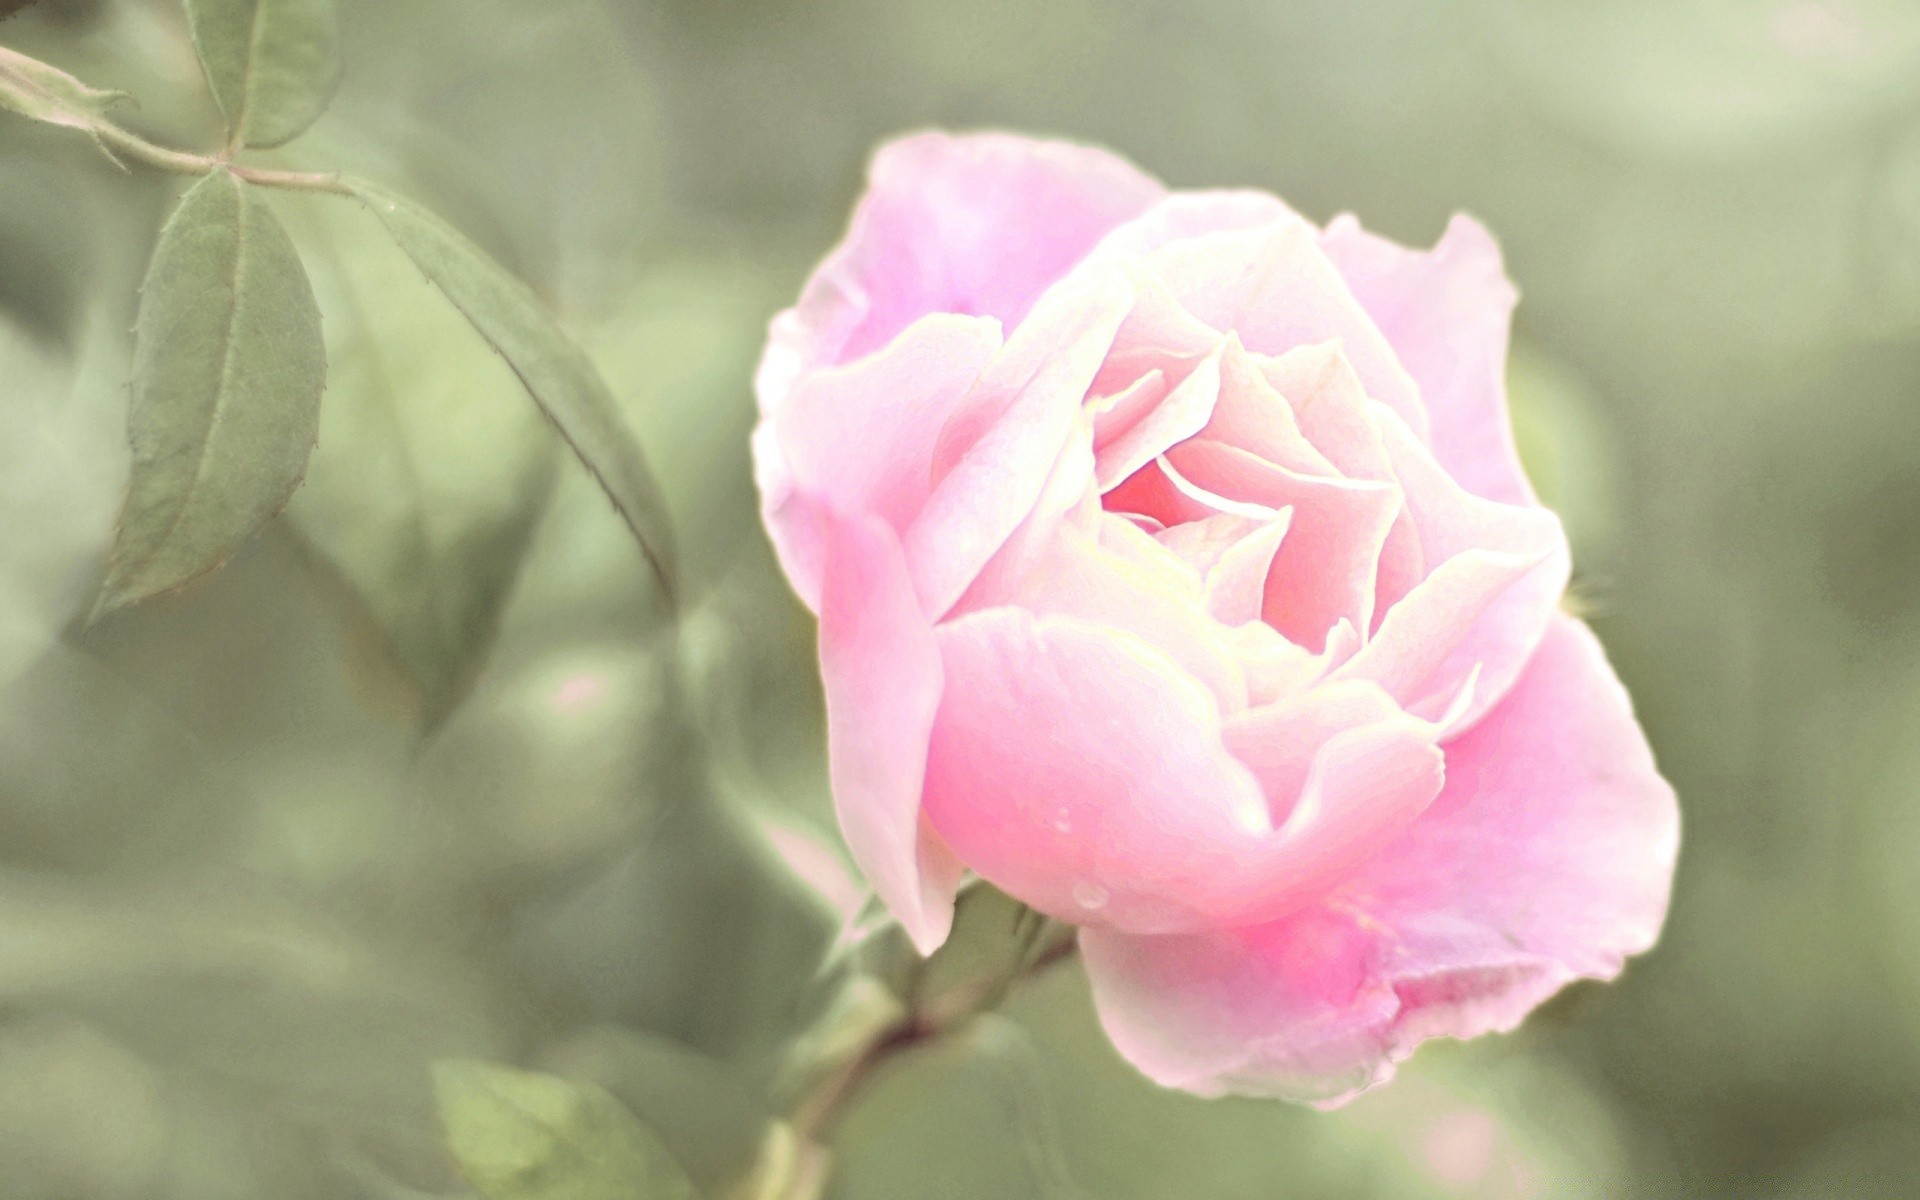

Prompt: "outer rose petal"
[1082,615,1679,1104]
[904,270,1136,617]
[1319,213,1535,507]
[760,314,1003,610]
[1332,409,1569,728]
[755,131,1164,413]
[1144,219,1429,439]
[1085,190,1301,264]
[814,504,963,953]
[922,607,1272,935]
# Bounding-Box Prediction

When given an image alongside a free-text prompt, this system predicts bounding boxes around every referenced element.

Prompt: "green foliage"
[287,198,559,728]
[185,0,342,149]
[0,43,128,158]
[346,180,680,608]
[94,170,325,618]
[433,1059,702,1200]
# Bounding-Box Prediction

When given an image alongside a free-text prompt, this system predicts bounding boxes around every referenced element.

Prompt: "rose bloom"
[753,132,1679,1104]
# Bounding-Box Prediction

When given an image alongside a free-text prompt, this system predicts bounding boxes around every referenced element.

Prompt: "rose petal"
[1223,680,1438,830]
[1320,213,1534,506]
[922,607,1271,934]
[1087,190,1303,264]
[954,408,1102,612]
[1334,547,1559,726]
[1334,409,1568,727]
[1199,337,1341,479]
[1253,340,1394,484]
[756,131,1164,413]
[905,271,1135,617]
[1103,453,1285,530]
[1092,342,1224,490]
[1143,219,1429,438]
[962,514,1248,711]
[1236,618,1358,706]
[814,504,963,953]
[1082,615,1678,1104]
[1166,439,1402,652]
[760,314,1004,609]
[1159,511,1295,628]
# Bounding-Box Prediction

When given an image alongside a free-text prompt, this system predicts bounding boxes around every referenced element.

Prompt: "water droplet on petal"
[1051,808,1072,834]
[1072,881,1109,910]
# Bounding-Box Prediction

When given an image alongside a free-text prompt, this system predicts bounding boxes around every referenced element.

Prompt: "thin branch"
[89,121,352,193]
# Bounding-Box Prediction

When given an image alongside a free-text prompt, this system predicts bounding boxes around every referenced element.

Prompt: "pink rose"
[753,132,1679,1104]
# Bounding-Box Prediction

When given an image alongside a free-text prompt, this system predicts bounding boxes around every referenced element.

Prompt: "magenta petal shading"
[1320,213,1534,507]
[1081,615,1679,1104]
[814,504,962,954]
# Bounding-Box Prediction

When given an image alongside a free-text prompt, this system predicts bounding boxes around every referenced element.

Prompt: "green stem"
[90,121,208,174]
[90,120,348,193]
[784,933,1078,1147]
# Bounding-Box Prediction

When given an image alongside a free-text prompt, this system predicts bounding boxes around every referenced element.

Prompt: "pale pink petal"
[1143,219,1429,438]
[1091,343,1224,490]
[1090,272,1223,394]
[1229,340,1428,615]
[922,608,1271,934]
[959,516,1247,714]
[1154,511,1268,576]
[1253,341,1394,483]
[1335,548,1560,726]
[1199,337,1340,478]
[1224,712,1446,914]
[1082,616,1678,1104]
[814,505,962,953]
[1237,618,1358,706]
[953,409,1102,612]
[1319,213,1534,506]
[904,272,1135,617]
[923,605,1450,936]
[1334,410,1568,727]
[1166,439,1402,652]
[1152,509,1301,631]
[756,131,1164,413]
[1200,514,1295,628]
[1223,680,1435,829]
[1087,190,1302,264]
[761,314,1003,609]
[1103,453,1283,530]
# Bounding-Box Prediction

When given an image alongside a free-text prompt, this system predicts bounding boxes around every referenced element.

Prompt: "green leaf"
[285,198,558,728]
[433,1059,702,1200]
[185,0,342,149]
[342,180,678,607]
[94,170,325,618]
[0,43,129,155]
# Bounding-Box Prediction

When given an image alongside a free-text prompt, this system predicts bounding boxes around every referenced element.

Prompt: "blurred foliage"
[3,0,1920,1196]
[432,1058,700,1200]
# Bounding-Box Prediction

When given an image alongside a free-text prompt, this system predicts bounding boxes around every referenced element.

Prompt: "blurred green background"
[5,0,1920,1196]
